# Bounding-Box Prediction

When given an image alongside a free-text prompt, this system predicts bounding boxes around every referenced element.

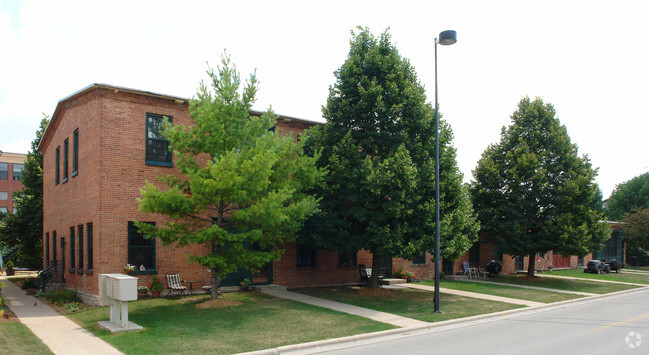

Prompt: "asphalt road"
[308,288,649,355]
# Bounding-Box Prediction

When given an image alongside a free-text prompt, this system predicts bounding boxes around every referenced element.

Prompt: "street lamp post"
[434,30,457,313]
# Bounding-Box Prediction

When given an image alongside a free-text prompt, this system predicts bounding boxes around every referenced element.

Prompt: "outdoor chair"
[478,267,489,280]
[359,264,371,286]
[202,270,221,296]
[165,273,187,296]
[462,262,478,279]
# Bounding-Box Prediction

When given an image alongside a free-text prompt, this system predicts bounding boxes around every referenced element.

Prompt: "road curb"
[236,285,649,355]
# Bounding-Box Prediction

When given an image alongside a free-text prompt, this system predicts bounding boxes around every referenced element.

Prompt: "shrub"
[64,302,82,313]
[6,260,14,270]
[21,276,40,290]
[45,289,80,305]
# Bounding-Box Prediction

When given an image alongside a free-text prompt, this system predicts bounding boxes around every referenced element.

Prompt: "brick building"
[39,83,438,304]
[0,151,27,221]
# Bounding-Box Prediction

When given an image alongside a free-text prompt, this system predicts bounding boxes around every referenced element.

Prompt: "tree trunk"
[368,253,382,288]
[211,268,221,300]
[527,253,536,277]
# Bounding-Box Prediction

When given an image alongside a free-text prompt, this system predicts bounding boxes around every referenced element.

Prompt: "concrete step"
[381,278,407,285]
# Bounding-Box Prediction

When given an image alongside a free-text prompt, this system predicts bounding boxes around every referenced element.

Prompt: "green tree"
[606,173,649,220]
[0,116,49,268]
[302,28,479,287]
[624,207,649,251]
[137,54,323,299]
[471,97,610,277]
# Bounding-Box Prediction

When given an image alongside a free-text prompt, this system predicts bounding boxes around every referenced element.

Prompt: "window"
[468,242,480,264]
[72,129,79,176]
[69,226,75,270]
[0,163,7,180]
[0,191,8,200]
[55,147,60,185]
[338,250,357,267]
[412,252,426,265]
[296,246,317,268]
[12,164,23,181]
[63,139,69,183]
[493,245,503,262]
[145,113,173,166]
[53,231,57,260]
[0,207,7,221]
[45,233,50,262]
[77,224,84,272]
[128,221,156,272]
[87,223,93,270]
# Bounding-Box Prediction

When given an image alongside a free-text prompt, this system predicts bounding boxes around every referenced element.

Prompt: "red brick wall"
[0,153,26,216]
[272,243,358,288]
[41,86,324,298]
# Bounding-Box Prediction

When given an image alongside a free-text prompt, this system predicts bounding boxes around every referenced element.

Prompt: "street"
[307,288,649,355]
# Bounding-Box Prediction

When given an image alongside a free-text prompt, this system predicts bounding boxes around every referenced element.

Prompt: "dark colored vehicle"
[584,259,624,274]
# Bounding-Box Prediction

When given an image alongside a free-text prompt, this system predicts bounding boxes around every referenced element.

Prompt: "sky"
[0,0,647,199]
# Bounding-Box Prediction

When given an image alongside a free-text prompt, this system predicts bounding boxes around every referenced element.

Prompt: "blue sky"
[1,0,648,198]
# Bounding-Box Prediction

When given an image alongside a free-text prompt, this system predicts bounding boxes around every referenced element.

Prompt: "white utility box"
[97,273,142,332]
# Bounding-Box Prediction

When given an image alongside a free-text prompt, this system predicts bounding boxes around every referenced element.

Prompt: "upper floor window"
[72,129,79,177]
[12,164,23,181]
[0,191,7,201]
[145,113,173,167]
[63,139,69,183]
[0,163,7,180]
[55,147,60,185]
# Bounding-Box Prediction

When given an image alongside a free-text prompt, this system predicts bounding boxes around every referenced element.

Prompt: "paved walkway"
[400,283,545,307]
[456,279,597,296]
[536,274,649,286]
[259,286,428,328]
[1,277,123,355]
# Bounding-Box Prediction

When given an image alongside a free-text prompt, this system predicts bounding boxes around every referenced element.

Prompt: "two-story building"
[0,151,27,221]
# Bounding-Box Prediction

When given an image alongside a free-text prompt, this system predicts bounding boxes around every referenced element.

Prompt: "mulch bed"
[195,294,243,309]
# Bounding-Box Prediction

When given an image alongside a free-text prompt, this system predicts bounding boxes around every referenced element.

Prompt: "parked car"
[584,259,624,274]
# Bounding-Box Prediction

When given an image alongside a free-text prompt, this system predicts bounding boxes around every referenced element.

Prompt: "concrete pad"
[98,321,144,333]
[2,277,124,355]
[381,278,407,285]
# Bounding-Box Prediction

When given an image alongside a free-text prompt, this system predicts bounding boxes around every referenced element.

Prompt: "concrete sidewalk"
[260,286,428,328]
[400,283,545,307]
[457,279,596,296]
[1,277,123,355]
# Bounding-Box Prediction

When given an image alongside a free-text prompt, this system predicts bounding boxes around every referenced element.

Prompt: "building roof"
[38,83,322,152]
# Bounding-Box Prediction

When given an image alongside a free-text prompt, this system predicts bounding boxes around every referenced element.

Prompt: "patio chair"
[462,262,478,279]
[359,264,371,285]
[165,273,187,296]
[202,270,221,296]
[478,267,489,280]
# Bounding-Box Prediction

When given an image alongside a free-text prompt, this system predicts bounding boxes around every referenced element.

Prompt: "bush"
[6,260,14,270]
[21,276,40,290]
[45,289,80,305]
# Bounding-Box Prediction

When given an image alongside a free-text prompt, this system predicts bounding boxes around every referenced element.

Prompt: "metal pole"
[434,37,441,313]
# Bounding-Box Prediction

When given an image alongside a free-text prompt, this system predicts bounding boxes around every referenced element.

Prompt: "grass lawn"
[544,269,649,285]
[67,292,393,355]
[294,286,523,323]
[0,321,53,354]
[490,275,641,294]
[424,279,584,303]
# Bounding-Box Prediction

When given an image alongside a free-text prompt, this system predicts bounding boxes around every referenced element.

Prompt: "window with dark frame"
[53,231,57,261]
[55,147,60,185]
[128,221,156,272]
[338,250,357,267]
[12,164,23,181]
[0,163,7,180]
[72,129,79,176]
[0,207,7,221]
[412,252,426,265]
[296,246,317,268]
[69,227,75,270]
[145,113,173,166]
[87,223,93,270]
[77,224,83,272]
[63,139,69,183]
[45,233,50,262]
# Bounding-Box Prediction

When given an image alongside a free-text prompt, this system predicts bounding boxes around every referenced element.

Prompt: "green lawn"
[294,286,523,323]
[67,292,393,355]
[490,275,641,294]
[426,279,584,303]
[544,269,649,285]
[0,321,53,354]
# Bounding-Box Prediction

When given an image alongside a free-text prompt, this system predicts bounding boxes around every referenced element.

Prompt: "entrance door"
[514,256,524,271]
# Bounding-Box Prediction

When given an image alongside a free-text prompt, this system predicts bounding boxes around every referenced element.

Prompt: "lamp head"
[438,30,457,45]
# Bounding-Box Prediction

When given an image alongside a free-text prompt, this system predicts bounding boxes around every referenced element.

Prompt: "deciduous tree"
[471,97,610,277]
[606,173,649,220]
[137,54,323,298]
[302,28,478,286]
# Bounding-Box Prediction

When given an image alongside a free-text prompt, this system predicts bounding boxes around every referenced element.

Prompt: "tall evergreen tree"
[471,97,610,277]
[302,28,478,286]
[137,54,323,298]
[0,116,48,268]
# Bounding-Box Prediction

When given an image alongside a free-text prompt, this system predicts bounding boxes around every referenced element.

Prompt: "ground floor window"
[412,252,426,265]
[87,223,93,270]
[297,246,316,268]
[69,227,75,270]
[128,221,156,272]
[338,250,357,267]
